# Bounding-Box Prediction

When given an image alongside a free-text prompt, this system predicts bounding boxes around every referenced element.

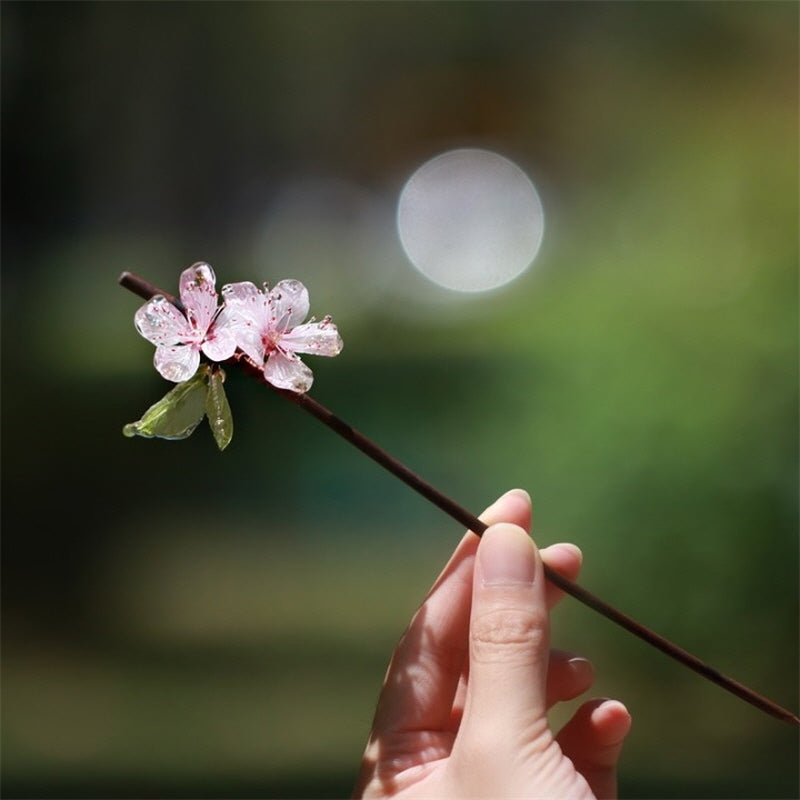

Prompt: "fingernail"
[567,656,594,684]
[479,524,536,586]
[483,488,531,516]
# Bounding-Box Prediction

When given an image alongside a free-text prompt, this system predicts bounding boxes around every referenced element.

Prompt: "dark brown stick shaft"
[119,270,800,727]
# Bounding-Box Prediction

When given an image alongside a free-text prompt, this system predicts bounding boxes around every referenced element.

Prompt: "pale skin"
[354,489,632,799]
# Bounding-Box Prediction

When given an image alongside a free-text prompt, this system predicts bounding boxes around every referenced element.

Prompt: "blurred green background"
[2,2,798,798]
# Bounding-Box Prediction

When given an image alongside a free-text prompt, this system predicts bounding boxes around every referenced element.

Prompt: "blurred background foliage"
[1,2,798,798]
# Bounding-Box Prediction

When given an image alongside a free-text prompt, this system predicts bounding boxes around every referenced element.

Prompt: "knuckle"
[470,604,548,663]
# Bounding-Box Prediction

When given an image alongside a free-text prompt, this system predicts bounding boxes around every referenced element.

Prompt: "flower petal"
[270,280,309,331]
[179,263,219,333]
[135,296,192,346]
[221,280,262,308]
[154,344,201,383]
[219,282,272,363]
[263,350,314,393]
[201,326,238,363]
[215,304,264,364]
[281,318,343,357]
[233,327,265,365]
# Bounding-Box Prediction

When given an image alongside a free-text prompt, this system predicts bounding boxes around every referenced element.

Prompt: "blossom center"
[262,331,283,354]
[261,306,295,354]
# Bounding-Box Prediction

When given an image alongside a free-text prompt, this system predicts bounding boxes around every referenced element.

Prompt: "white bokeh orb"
[397,148,545,293]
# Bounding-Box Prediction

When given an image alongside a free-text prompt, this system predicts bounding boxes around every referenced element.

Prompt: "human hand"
[354,489,631,799]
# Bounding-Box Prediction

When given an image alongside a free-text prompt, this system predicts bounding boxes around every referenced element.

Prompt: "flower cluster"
[134,263,343,393]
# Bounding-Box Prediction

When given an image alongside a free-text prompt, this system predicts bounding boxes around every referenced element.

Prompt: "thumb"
[457,523,551,753]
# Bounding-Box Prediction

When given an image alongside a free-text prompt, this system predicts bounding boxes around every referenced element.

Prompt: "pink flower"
[219,279,342,393]
[134,263,237,382]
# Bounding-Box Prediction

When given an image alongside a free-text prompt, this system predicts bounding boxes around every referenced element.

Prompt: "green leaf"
[205,367,233,451]
[123,366,209,441]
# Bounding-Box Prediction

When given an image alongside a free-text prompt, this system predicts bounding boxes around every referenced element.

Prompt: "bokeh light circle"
[397,148,544,293]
